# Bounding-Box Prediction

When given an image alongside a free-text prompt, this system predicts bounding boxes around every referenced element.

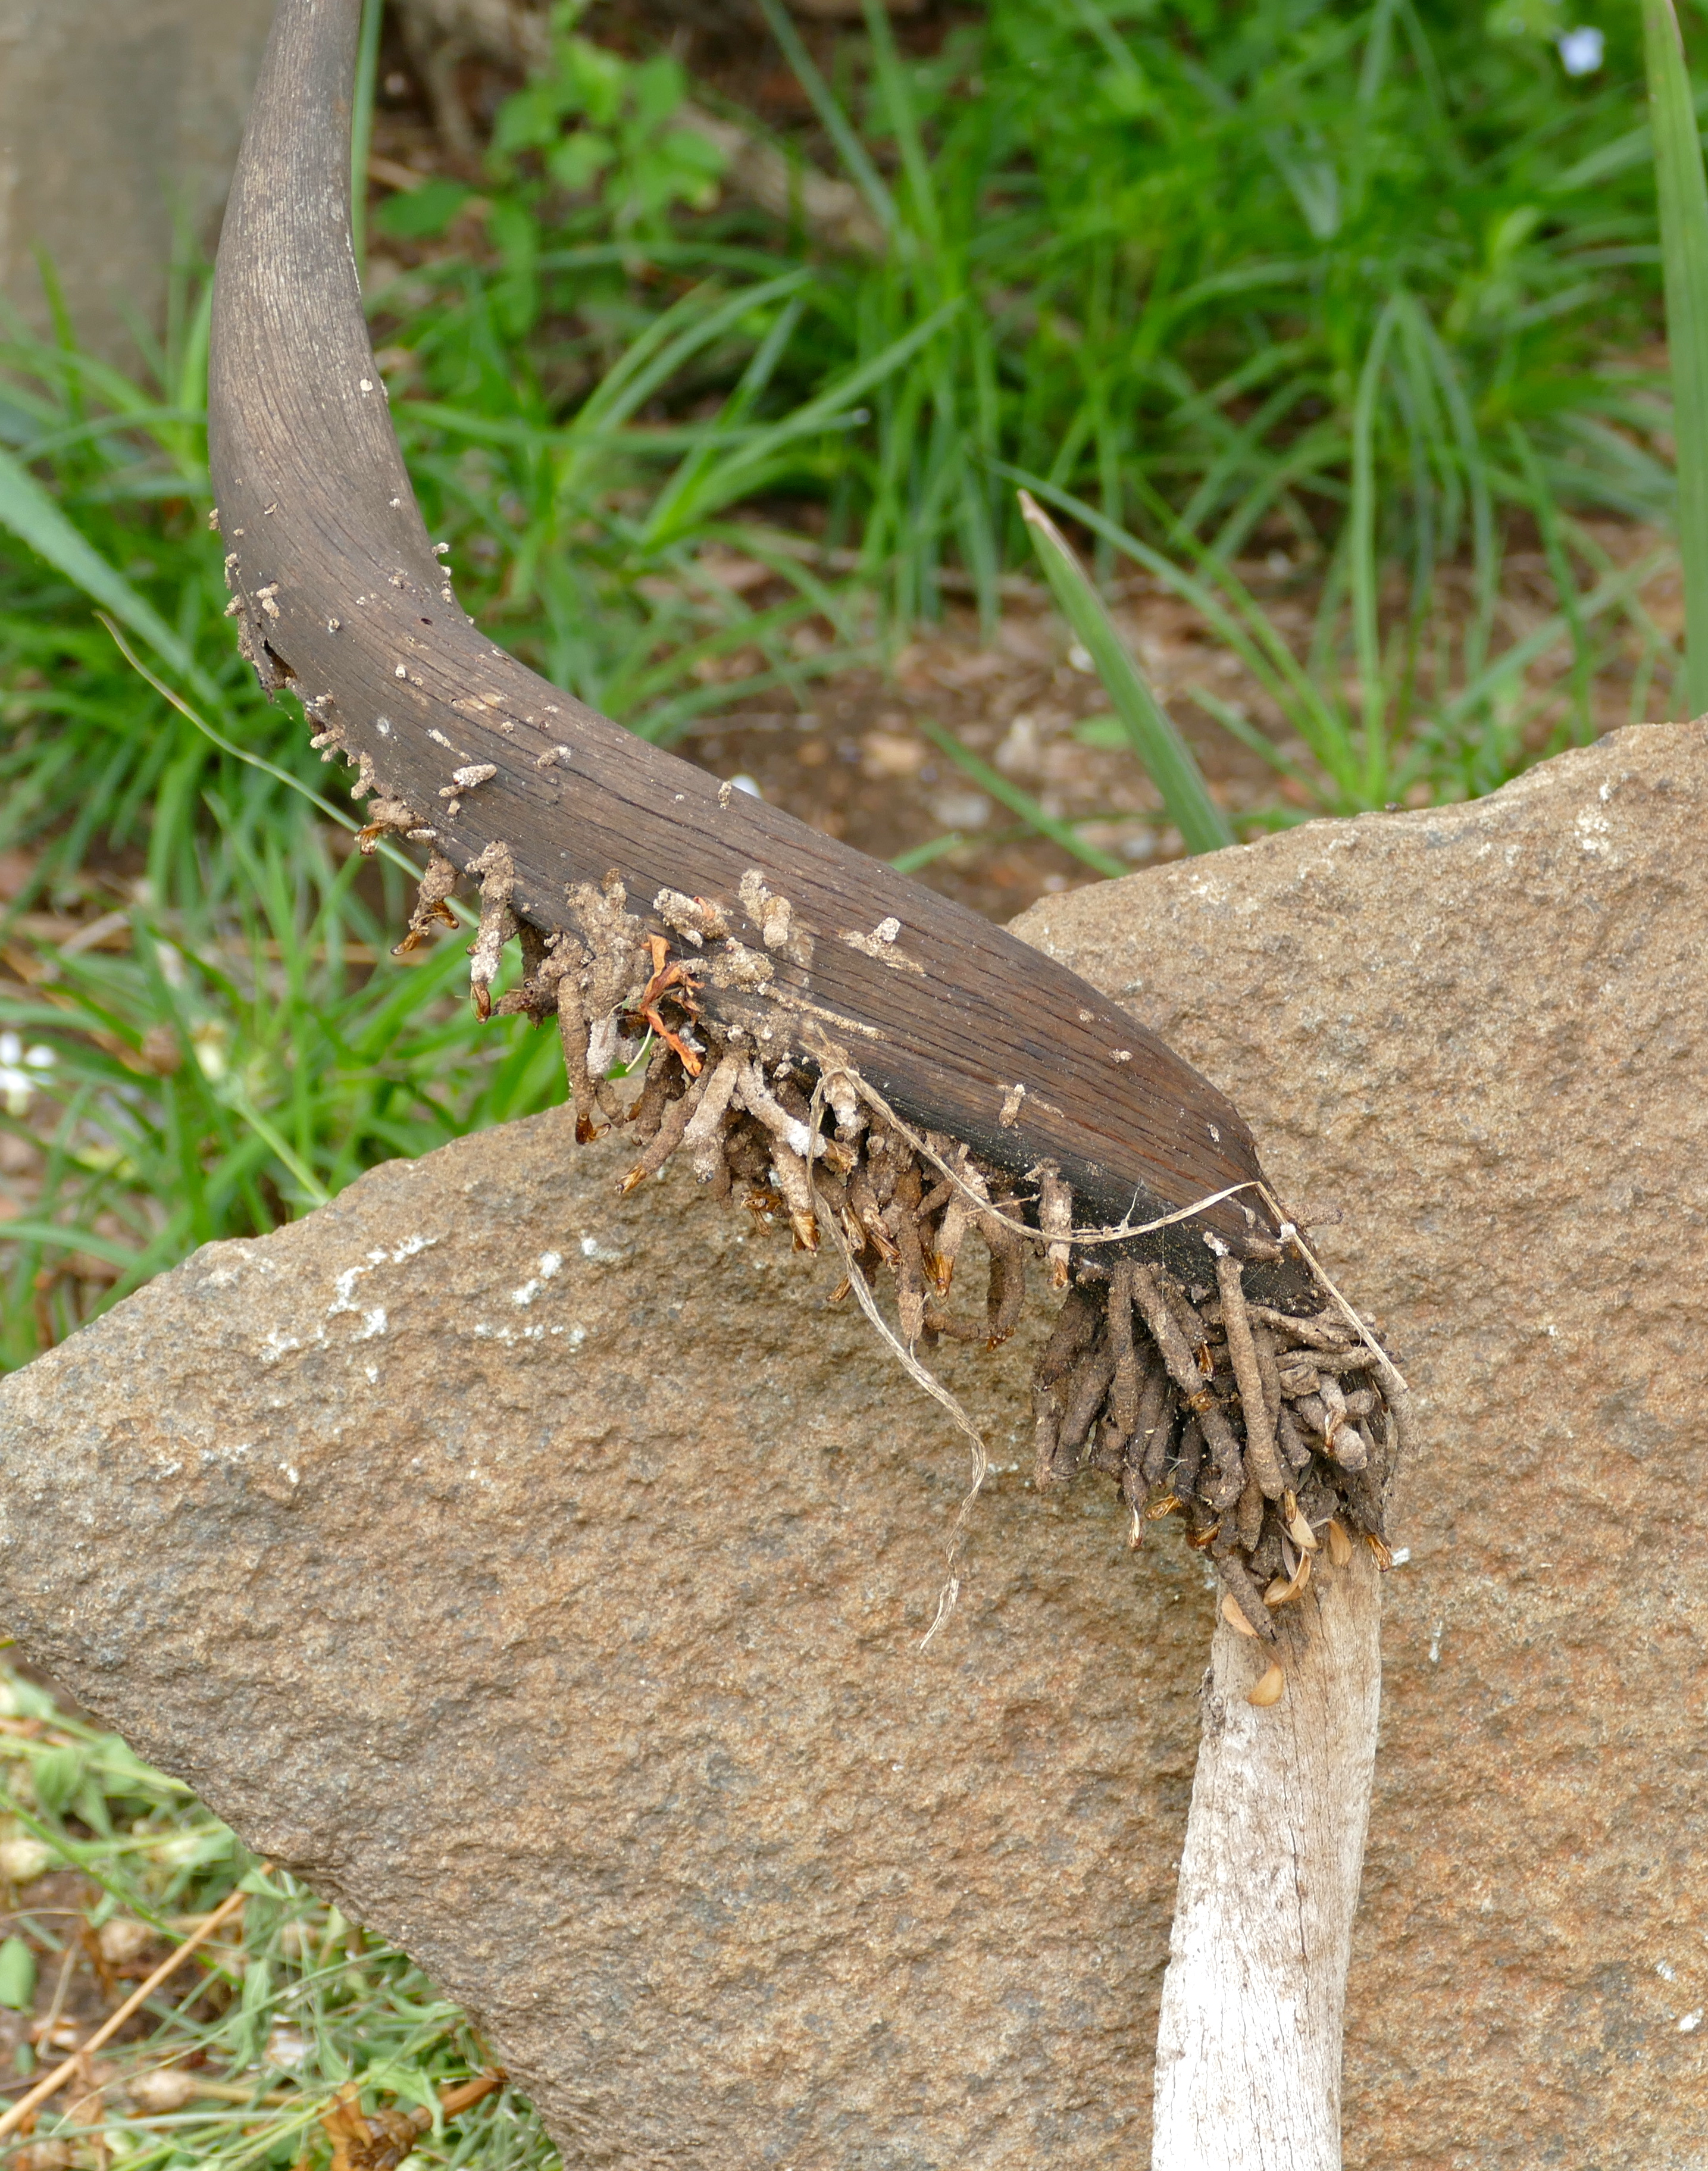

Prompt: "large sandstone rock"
[4,723,1707,2166]
[0,1,273,365]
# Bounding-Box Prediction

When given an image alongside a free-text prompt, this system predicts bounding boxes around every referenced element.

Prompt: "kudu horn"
[211,0,1406,1655]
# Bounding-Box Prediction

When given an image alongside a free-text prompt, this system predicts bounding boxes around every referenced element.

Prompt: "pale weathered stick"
[1152,1551,1382,2170]
[0,1874,259,2141]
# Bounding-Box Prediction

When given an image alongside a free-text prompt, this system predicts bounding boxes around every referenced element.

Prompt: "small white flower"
[0,1030,54,1116]
[265,2022,310,2068]
[0,1835,52,1884]
[1557,26,1604,74]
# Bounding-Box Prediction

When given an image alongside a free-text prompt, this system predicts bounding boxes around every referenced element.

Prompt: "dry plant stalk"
[322,2067,506,2171]
[0,1875,261,2143]
[205,6,1412,2163]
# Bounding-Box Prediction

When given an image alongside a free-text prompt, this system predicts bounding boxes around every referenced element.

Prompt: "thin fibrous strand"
[1235,1473,1266,1553]
[1276,1404,1314,1474]
[466,840,517,1022]
[629,1045,683,1146]
[1214,1551,1275,1641]
[1059,1342,1118,1459]
[1036,1162,1073,1290]
[682,1047,744,1180]
[1136,1368,1176,1488]
[1276,1347,1382,1379]
[890,1196,929,1345]
[395,850,459,955]
[1031,1384,1064,1490]
[1172,1413,1203,1501]
[986,1246,1027,1345]
[1106,1261,1141,1446]
[555,977,605,1137]
[1133,1265,1246,1509]
[1252,1321,1283,1432]
[1037,1284,1101,1388]
[1248,1303,1362,1350]
[930,1185,970,1295]
[1215,1252,1287,1500]
[620,1059,706,1194]
[1130,1263,1203,1397]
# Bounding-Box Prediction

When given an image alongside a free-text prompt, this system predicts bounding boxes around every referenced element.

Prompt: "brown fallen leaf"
[322,2070,506,2171]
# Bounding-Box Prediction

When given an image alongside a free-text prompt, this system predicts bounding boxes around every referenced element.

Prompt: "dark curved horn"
[208,0,1296,1284]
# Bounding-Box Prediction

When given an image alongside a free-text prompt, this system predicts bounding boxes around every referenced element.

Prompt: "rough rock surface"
[0,1,273,365]
[3,723,1707,2167]
[1018,724,1708,2169]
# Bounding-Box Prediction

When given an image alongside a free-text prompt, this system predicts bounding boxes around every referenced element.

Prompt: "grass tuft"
[1643,0,1708,716]
[0,1665,557,2170]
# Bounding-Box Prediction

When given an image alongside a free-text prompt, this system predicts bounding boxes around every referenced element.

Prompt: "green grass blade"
[0,447,213,695]
[1644,0,1708,716]
[914,717,1127,878]
[889,831,966,873]
[350,0,384,274]
[862,0,941,251]
[1349,299,1399,802]
[753,0,896,237]
[1017,490,1233,855]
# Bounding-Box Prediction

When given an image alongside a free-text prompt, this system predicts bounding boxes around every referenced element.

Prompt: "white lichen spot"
[654,889,730,946]
[391,1233,436,1260]
[737,869,812,965]
[258,1331,301,1364]
[1576,807,1612,855]
[839,916,922,972]
[360,1308,387,1338]
[1679,2009,1703,2034]
[281,1463,300,1486]
[539,1251,562,1277]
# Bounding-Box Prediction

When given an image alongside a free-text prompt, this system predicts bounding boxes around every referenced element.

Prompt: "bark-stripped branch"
[1152,1550,1383,2170]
